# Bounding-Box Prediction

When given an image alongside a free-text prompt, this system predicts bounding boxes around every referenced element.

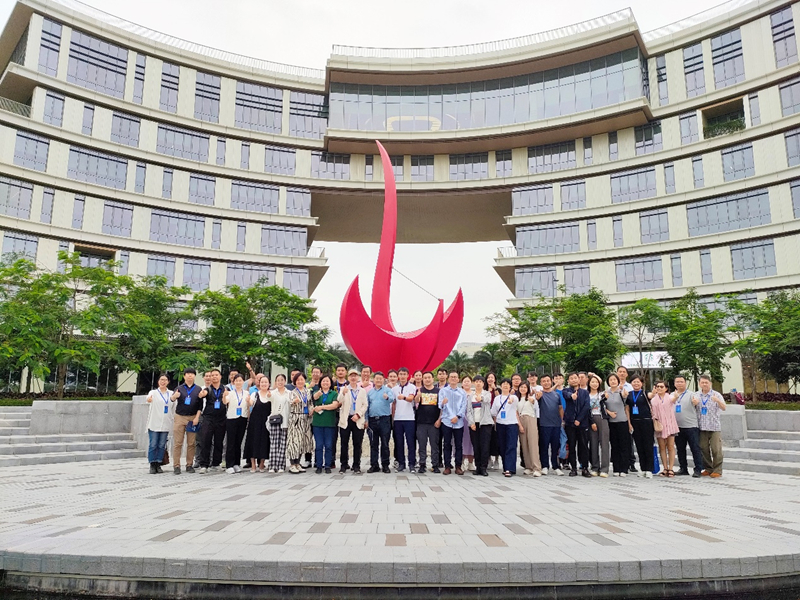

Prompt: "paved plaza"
[1,459,800,591]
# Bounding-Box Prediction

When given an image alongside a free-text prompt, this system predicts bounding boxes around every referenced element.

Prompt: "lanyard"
[235,390,243,406]
[678,391,687,403]
[183,384,195,398]
[350,389,358,402]
[631,390,642,405]
[498,395,509,413]
[299,390,308,404]
[701,393,710,408]
[157,390,169,405]
[212,386,222,401]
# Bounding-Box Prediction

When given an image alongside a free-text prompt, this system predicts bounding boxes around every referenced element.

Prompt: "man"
[338,368,368,474]
[535,375,564,476]
[674,375,703,477]
[527,372,542,393]
[438,370,467,475]
[578,372,588,391]
[393,368,417,473]
[561,372,592,477]
[285,369,301,391]
[553,373,564,391]
[333,364,348,392]
[359,365,374,446]
[511,373,522,394]
[387,370,401,468]
[170,368,203,475]
[616,365,637,472]
[192,370,213,469]
[198,369,227,474]
[434,368,448,468]
[696,375,726,478]
[366,372,395,473]
[415,372,441,474]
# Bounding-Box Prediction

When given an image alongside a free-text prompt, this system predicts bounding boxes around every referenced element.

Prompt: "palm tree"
[472,342,508,375]
[441,350,473,376]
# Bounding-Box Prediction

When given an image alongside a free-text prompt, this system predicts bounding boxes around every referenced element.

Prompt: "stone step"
[747,430,800,441]
[740,438,800,451]
[0,440,138,455]
[0,433,134,445]
[0,449,144,468]
[0,419,30,428]
[723,447,800,463]
[722,458,800,476]
[0,407,33,414]
[0,427,29,436]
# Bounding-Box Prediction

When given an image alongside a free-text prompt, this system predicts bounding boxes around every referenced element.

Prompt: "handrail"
[0,97,31,118]
[497,246,517,258]
[307,246,325,259]
[642,0,757,42]
[48,0,325,81]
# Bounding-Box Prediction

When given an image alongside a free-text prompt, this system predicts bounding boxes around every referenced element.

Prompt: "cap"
[348,368,360,376]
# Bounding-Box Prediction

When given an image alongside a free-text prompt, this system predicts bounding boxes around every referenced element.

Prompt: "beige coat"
[337,386,369,429]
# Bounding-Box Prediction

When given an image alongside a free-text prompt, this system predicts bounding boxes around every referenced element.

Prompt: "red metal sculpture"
[339,141,464,374]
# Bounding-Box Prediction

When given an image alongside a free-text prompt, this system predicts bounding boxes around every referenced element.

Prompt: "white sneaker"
[533,471,542,477]
[637,470,644,477]
[541,467,548,476]
[225,467,235,474]
[523,469,532,475]
[278,469,284,473]
[468,462,476,471]
[599,472,609,478]
[620,472,627,477]
[233,465,242,473]
[645,471,653,479]
[554,469,565,476]
[199,467,208,474]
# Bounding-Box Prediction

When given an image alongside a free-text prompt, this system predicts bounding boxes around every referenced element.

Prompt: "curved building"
[0,0,797,390]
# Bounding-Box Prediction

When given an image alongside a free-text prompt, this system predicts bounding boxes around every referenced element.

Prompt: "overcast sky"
[0,0,723,347]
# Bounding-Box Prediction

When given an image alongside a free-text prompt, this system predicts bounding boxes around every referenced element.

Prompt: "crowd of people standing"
[144,363,727,480]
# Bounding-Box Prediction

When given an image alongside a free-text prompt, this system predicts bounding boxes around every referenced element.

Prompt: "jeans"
[369,415,392,469]
[565,424,590,471]
[676,426,704,474]
[313,426,336,468]
[416,423,440,468]
[199,417,226,468]
[442,425,463,469]
[631,419,655,472]
[393,420,416,469]
[496,423,519,474]
[339,419,365,471]
[147,430,169,463]
[539,425,561,470]
[470,424,492,471]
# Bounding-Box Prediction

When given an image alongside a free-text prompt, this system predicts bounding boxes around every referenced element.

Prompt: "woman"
[491,378,523,477]
[466,375,493,476]
[603,374,630,477]
[625,374,654,479]
[650,380,679,477]
[517,381,542,476]
[588,374,610,478]
[486,372,501,470]
[244,375,271,473]
[224,374,251,474]
[145,373,174,474]
[312,375,340,473]
[267,374,291,473]
[413,370,423,390]
[287,372,314,474]
[461,376,475,471]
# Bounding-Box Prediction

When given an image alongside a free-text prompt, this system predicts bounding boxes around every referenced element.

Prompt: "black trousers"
[564,424,589,471]
[442,425,463,469]
[608,421,632,474]
[631,419,655,472]
[676,426,704,474]
[339,419,365,471]
[369,416,392,469]
[470,424,492,471]
[199,417,226,467]
[225,417,247,468]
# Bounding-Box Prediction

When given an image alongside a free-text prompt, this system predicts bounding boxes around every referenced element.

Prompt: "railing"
[0,97,31,118]
[498,246,517,258]
[50,0,325,80]
[704,117,746,139]
[307,246,326,259]
[332,9,633,59]
[643,0,757,42]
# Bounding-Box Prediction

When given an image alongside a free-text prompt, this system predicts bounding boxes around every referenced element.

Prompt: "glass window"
[67,146,128,189]
[664,162,676,194]
[283,268,309,298]
[528,141,576,173]
[613,216,623,247]
[160,62,179,113]
[10,25,27,66]
[583,137,592,165]
[194,71,220,123]
[692,157,704,188]
[560,180,586,210]
[786,128,800,166]
[147,255,175,286]
[72,195,85,229]
[264,145,296,176]
[183,259,211,291]
[771,7,797,68]
[188,174,216,205]
[231,180,278,213]
[82,104,94,135]
[564,264,590,295]
[731,240,777,280]
[0,176,33,219]
[284,187,310,217]
[40,187,54,223]
[132,54,146,104]
[365,155,373,181]
[587,219,597,250]
[495,150,513,178]
[260,225,307,256]
[683,43,705,97]
[290,91,327,139]
[390,155,404,181]
[656,54,668,105]
[14,131,49,171]
[110,112,140,147]
[149,209,204,247]
[635,122,662,155]
[610,167,657,203]
[411,155,434,182]
[511,185,553,215]
[781,77,800,116]
[671,254,683,287]
[515,222,580,256]
[38,18,61,76]
[608,132,618,161]
[450,153,489,180]
[227,264,275,288]
[722,143,755,181]
[102,200,133,237]
[515,266,557,298]
[680,113,699,145]
[615,257,663,292]
[211,220,221,249]
[311,152,350,180]
[43,92,64,127]
[749,93,761,126]
[67,29,127,98]
[241,143,250,170]
[216,138,226,166]
[2,232,38,260]
[687,188,771,237]
[118,250,129,275]
[700,249,713,283]
[135,162,146,194]
[162,168,173,199]
[237,223,247,251]
[640,209,669,244]
[791,180,800,218]
[711,28,745,89]
[156,124,209,162]
[235,81,282,133]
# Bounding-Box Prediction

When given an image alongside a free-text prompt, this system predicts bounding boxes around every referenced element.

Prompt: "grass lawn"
[0,397,131,407]
[744,402,800,411]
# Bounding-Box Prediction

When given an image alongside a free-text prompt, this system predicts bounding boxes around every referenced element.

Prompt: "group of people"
[144,363,726,480]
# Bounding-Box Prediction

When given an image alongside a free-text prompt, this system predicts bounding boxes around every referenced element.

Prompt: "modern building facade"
[0,0,797,391]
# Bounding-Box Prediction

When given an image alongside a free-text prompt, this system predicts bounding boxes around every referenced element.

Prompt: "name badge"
[676,404,681,413]
[701,407,708,415]
[352,400,356,412]
[303,405,309,415]
[632,406,639,415]
[184,397,191,405]
[164,406,169,414]
[500,411,506,419]
[236,408,242,416]
[214,400,221,409]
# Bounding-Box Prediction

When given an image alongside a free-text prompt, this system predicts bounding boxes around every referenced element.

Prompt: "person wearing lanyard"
[624,374,654,478]
[145,373,174,474]
[367,372,396,473]
[223,373,251,474]
[438,371,467,475]
[243,375,271,473]
[561,372,592,478]
[287,372,314,474]
[311,375,341,473]
[393,368,418,473]
[170,368,204,475]
[415,372,442,474]
[673,375,704,477]
[198,369,228,474]
[491,378,523,477]
[603,374,631,477]
[587,374,610,478]
[696,374,726,478]
[337,368,369,475]
[466,376,493,476]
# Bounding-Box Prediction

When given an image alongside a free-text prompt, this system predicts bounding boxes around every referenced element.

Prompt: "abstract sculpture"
[339,141,464,374]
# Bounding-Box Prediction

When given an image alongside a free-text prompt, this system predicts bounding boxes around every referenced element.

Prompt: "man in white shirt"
[392,367,417,473]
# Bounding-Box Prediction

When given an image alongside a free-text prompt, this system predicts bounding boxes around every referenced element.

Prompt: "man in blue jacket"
[561,372,592,478]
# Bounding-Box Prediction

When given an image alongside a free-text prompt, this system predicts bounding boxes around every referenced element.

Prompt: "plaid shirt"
[696,391,724,432]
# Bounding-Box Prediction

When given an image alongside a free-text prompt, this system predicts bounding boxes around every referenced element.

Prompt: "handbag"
[161,448,170,466]
[268,414,283,425]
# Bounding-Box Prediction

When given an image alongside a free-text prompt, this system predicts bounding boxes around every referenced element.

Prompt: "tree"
[752,290,800,387]
[472,342,510,375]
[441,350,473,376]
[618,298,667,375]
[724,294,761,401]
[560,288,626,374]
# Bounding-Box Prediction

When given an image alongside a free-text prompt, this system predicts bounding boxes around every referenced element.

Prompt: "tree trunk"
[56,363,67,400]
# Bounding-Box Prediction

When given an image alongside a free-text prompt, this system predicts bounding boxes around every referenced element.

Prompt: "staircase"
[0,406,143,467]
[723,430,800,475]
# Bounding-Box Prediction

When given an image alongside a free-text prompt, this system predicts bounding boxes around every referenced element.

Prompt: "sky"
[0,0,723,347]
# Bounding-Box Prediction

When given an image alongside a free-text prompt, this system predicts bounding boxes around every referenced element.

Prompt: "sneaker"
[233,465,242,473]
[636,470,644,477]
[198,467,208,474]
[628,465,638,473]
[288,465,300,474]
[692,471,701,478]
[489,459,497,470]
[541,468,548,476]
[582,469,592,478]
[620,472,627,477]
[645,471,653,479]
[468,462,476,471]
[325,468,332,474]
[339,466,348,474]
[382,467,391,474]
[173,466,181,475]
[592,471,600,477]
[554,469,565,476]
[432,467,441,474]
[396,466,406,473]
[394,460,399,470]
[523,469,532,475]
[209,466,218,472]
[149,463,157,474]
[315,467,323,474]
[599,472,609,478]
[225,467,235,474]
[569,470,578,477]
[156,465,164,474]
[353,469,362,475]
[418,466,426,474]
[185,466,195,473]
[300,461,312,469]
[533,471,542,477]
[278,469,285,473]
